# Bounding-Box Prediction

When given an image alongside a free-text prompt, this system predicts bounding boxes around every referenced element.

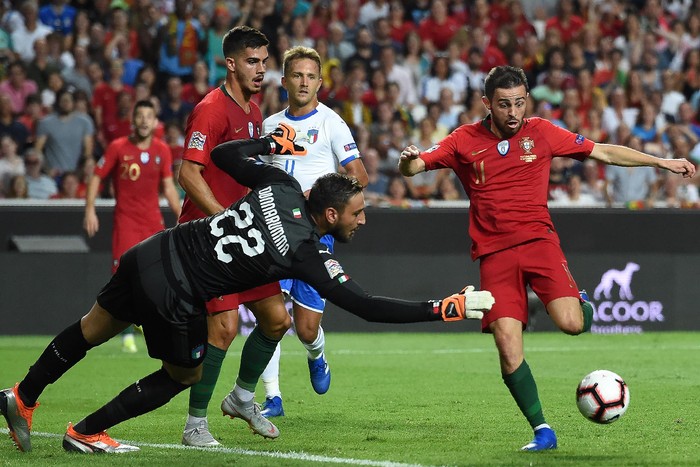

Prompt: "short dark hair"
[483,66,529,100]
[132,99,155,118]
[308,173,364,217]
[222,26,269,58]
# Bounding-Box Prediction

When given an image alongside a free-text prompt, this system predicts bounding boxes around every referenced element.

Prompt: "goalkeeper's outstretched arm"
[324,280,494,324]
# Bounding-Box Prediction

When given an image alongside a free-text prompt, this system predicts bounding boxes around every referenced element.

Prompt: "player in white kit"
[258,46,368,416]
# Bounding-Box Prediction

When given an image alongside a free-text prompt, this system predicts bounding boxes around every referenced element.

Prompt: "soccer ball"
[576,370,630,424]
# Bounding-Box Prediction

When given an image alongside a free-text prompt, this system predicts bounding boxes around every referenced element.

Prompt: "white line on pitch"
[0,429,438,467]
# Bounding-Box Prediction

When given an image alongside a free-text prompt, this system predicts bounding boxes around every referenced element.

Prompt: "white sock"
[232,384,254,403]
[533,423,550,432]
[261,343,282,398]
[304,325,325,360]
[186,415,206,428]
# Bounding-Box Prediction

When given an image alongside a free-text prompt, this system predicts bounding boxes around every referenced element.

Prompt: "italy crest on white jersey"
[262,103,361,192]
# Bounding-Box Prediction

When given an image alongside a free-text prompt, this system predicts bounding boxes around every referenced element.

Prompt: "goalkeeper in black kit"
[0,123,495,454]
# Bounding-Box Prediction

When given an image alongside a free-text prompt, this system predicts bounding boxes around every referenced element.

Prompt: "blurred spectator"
[204,4,232,87]
[602,86,639,141]
[92,58,133,148]
[545,0,584,45]
[404,117,446,200]
[23,148,57,199]
[361,68,388,108]
[156,0,206,83]
[623,69,645,109]
[181,60,212,106]
[340,80,372,132]
[549,173,600,207]
[0,94,30,150]
[39,70,64,111]
[26,37,61,92]
[35,88,94,177]
[362,146,389,204]
[580,107,608,144]
[75,155,99,198]
[388,1,414,46]
[104,3,139,61]
[306,1,334,41]
[385,174,409,206]
[464,46,486,95]
[6,174,29,198]
[1,1,25,34]
[289,15,313,49]
[50,169,80,198]
[17,93,44,147]
[531,69,565,107]
[61,44,92,97]
[435,174,462,201]
[419,54,466,105]
[664,135,700,207]
[66,9,91,50]
[345,25,377,77]
[38,0,76,37]
[435,88,464,132]
[605,135,659,207]
[674,102,700,140]
[0,61,38,115]
[401,30,430,92]
[159,75,193,128]
[378,45,417,108]
[659,70,686,121]
[580,158,607,203]
[11,0,53,63]
[632,102,664,153]
[104,90,133,144]
[359,0,389,28]
[326,21,355,63]
[0,134,26,193]
[86,20,106,64]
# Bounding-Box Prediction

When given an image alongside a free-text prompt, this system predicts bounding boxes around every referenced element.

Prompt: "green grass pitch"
[1,332,698,466]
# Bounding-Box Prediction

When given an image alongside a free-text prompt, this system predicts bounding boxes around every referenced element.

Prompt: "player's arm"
[177,159,226,215]
[83,173,103,237]
[398,144,427,176]
[161,176,182,221]
[323,280,493,323]
[211,123,306,188]
[344,158,369,187]
[589,143,696,178]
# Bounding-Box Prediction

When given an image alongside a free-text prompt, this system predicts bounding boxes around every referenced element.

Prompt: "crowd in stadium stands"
[0,0,699,207]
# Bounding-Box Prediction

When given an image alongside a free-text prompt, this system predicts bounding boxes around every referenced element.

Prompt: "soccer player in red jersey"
[84,99,181,353]
[399,66,696,452]
[176,26,287,447]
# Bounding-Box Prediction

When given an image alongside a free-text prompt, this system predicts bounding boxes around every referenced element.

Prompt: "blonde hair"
[282,46,322,77]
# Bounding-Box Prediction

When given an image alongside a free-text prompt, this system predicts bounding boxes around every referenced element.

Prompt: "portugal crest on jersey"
[307,129,319,144]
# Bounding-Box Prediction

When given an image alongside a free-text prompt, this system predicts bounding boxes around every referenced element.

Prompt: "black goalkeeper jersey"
[162,138,443,324]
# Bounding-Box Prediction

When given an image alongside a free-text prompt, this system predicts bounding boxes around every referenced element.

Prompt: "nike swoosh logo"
[124,156,134,160]
[234,127,244,133]
[471,149,487,155]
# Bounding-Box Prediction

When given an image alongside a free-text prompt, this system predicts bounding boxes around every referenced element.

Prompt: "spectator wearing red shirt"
[388,1,415,47]
[181,60,213,106]
[545,0,585,44]
[92,58,134,148]
[417,0,460,52]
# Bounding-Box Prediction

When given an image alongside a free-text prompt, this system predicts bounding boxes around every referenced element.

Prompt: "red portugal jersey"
[420,117,595,260]
[179,85,263,223]
[95,136,173,230]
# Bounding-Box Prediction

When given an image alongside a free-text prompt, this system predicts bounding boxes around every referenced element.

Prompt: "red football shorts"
[205,281,281,315]
[112,221,164,274]
[479,238,580,332]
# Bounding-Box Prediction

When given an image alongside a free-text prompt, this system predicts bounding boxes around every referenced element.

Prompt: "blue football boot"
[260,396,285,417]
[521,426,557,451]
[308,354,331,394]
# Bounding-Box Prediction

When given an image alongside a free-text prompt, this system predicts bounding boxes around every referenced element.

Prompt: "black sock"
[74,368,188,435]
[19,320,94,406]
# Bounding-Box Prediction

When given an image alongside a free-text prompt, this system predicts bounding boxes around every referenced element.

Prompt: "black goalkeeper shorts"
[96,232,208,368]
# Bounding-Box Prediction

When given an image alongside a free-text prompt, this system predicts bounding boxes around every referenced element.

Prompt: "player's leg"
[528,240,592,335]
[0,301,129,452]
[221,292,289,438]
[64,300,208,454]
[260,342,284,417]
[292,295,329,394]
[112,228,139,354]
[182,301,237,447]
[481,244,556,451]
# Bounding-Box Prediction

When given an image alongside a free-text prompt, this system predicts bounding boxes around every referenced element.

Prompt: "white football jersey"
[262,103,361,192]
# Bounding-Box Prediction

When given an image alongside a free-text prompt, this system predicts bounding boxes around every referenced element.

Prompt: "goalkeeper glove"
[263,122,307,156]
[439,286,495,321]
